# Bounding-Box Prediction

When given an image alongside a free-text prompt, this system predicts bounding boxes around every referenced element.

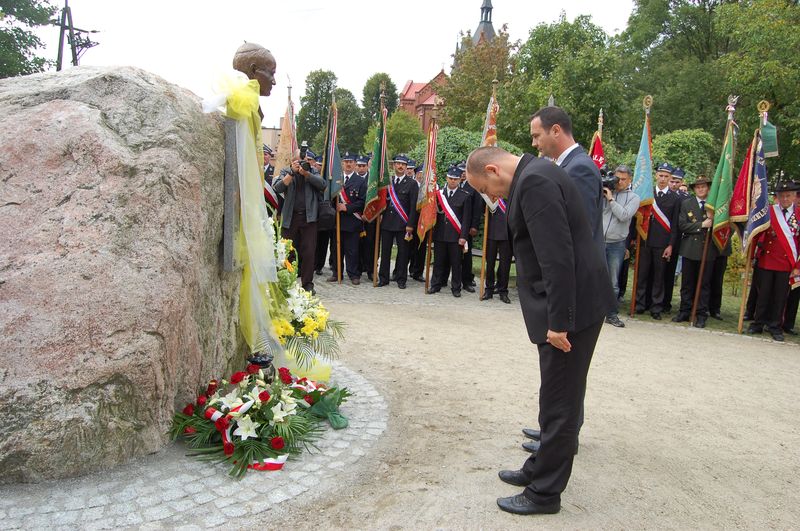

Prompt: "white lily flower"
[233,415,260,441]
[219,389,243,411]
[270,403,289,425]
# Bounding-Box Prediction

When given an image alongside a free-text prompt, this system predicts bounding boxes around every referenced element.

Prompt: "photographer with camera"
[273,143,326,294]
[601,165,639,328]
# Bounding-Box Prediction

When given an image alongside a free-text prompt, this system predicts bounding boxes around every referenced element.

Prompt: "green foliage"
[408,126,522,186]
[312,88,369,155]
[439,26,514,132]
[0,0,56,78]
[297,70,337,146]
[361,110,424,159]
[362,73,399,122]
[651,129,717,179]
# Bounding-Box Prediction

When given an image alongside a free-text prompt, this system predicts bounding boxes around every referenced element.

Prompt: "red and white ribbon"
[652,202,671,232]
[388,184,409,223]
[249,454,288,471]
[771,205,798,267]
[436,188,462,236]
[264,181,279,210]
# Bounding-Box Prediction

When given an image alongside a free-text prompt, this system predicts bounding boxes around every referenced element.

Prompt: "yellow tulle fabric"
[211,73,278,351]
[284,352,332,382]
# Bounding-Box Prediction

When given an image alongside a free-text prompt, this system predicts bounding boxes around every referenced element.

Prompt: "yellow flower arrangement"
[272,318,295,345]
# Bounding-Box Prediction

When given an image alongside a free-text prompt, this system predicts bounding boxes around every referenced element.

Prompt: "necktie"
[700,200,705,210]
[783,208,789,219]
[658,191,664,198]
[395,177,401,185]
[448,190,454,199]
[344,175,348,186]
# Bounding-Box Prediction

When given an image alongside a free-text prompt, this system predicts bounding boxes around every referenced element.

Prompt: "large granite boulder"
[0,66,245,483]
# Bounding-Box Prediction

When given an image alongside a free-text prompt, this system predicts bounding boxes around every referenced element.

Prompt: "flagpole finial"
[432,96,443,121]
[757,100,770,125]
[379,81,386,110]
[643,95,653,114]
[492,78,499,97]
[548,94,555,107]
[726,95,739,121]
[598,108,604,135]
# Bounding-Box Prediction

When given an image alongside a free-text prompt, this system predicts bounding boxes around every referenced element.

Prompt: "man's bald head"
[465,146,519,199]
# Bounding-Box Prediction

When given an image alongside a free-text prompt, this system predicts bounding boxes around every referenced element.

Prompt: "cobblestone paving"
[0,362,387,530]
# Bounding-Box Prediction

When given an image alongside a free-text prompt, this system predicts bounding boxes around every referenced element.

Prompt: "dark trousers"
[409,233,427,279]
[331,230,360,280]
[784,286,799,331]
[379,230,411,284]
[745,267,760,318]
[430,240,463,293]
[521,320,603,506]
[618,257,630,299]
[753,267,791,332]
[663,254,678,312]
[461,237,475,286]
[282,216,318,291]
[636,245,666,313]
[678,257,714,317]
[314,229,335,272]
[485,239,511,294]
[709,256,728,315]
[359,221,376,279]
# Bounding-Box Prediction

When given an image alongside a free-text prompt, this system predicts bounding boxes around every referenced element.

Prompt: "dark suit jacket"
[382,175,419,232]
[433,188,472,243]
[559,146,605,253]
[646,188,681,249]
[338,173,367,233]
[678,196,731,260]
[508,154,614,344]
[487,204,508,241]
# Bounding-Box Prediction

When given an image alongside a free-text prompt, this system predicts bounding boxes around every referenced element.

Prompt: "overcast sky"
[35,0,634,128]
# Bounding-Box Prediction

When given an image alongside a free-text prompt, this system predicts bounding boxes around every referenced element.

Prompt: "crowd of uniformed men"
[260,106,800,342]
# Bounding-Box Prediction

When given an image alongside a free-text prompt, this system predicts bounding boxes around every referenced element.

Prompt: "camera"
[602,174,619,191]
[297,141,311,173]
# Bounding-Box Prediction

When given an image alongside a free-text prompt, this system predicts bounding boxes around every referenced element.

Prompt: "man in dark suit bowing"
[426,165,472,297]
[466,146,614,516]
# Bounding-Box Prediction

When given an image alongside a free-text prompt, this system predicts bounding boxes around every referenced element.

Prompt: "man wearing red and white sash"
[635,162,681,320]
[328,152,367,285]
[748,181,800,341]
[427,165,472,297]
[263,145,281,213]
[377,154,419,289]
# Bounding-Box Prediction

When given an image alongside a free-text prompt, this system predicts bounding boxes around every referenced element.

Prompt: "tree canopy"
[362,73,398,123]
[0,0,56,78]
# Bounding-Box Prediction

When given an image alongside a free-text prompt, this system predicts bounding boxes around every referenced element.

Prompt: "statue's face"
[252,53,276,97]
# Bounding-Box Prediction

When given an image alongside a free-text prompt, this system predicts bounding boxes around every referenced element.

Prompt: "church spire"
[473,0,496,45]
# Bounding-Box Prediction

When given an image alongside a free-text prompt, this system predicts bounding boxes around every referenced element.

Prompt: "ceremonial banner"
[588,130,605,170]
[706,120,736,250]
[479,92,500,211]
[742,135,770,252]
[273,96,297,178]
[729,134,755,224]
[631,114,654,240]
[363,106,389,222]
[416,119,439,240]
[321,100,343,201]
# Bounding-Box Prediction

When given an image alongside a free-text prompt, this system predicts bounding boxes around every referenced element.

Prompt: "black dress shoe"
[426,288,440,295]
[497,493,560,515]
[481,291,494,301]
[710,312,723,320]
[376,280,389,287]
[651,312,662,320]
[693,316,707,328]
[747,324,763,334]
[463,284,476,293]
[498,469,530,487]
[397,281,406,289]
[314,269,323,276]
[671,312,690,323]
[499,293,511,304]
[770,330,785,342]
[522,428,540,441]
[412,275,425,282]
[452,290,461,298]
[522,441,540,453]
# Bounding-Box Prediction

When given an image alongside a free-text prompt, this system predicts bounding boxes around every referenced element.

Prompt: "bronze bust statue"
[232,42,276,98]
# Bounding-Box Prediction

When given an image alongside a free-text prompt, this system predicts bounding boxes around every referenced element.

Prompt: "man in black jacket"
[635,162,681,319]
[481,196,512,304]
[458,163,484,293]
[377,154,419,289]
[427,165,472,297]
[329,154,367,285]
[466,146,614,516]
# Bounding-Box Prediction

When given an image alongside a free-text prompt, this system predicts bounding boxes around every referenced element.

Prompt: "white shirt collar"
[656,186,670,195]
[555,143,580,166]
